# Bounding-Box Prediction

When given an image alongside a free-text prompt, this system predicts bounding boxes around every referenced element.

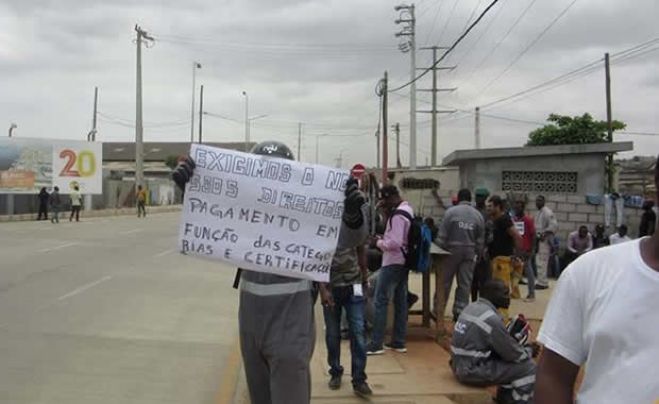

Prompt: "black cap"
[250,141,295,161]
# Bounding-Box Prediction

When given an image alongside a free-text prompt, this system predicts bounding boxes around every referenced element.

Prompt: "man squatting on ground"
[318,178,373,398]
[451,279,538,404]
[437,188,485,322]
[535,157,659,402]
[173,141,368,404]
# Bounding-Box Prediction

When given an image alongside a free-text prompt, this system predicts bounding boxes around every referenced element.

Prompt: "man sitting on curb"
[450,280,538,404]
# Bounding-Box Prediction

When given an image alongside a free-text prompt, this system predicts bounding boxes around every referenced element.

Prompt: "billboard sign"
[0,138,103,194]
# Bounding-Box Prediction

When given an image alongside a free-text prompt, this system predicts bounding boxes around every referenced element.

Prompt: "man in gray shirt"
[437,189,485,321]
[534,195,558,289]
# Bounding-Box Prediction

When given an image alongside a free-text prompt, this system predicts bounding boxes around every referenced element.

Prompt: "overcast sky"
[1,0,657,168]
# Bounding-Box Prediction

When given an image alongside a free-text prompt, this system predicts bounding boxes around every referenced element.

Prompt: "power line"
[455,0,538,90]
[618,131,659,137]
[478,37,659,110]
[389,0,501,93]
[474,0,579,100]
[435,0,460,46]
[450,0,508,71]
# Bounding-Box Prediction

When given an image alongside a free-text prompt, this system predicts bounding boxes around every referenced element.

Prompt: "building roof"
[442,142,634,166]
[103,141,253,162]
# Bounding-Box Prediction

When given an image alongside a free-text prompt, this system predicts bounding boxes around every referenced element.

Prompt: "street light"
[242,91,249,151]
[190,61,202,143]
[8,123,17,137]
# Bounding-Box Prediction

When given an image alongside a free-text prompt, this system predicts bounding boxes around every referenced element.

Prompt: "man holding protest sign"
[173,140,367,404]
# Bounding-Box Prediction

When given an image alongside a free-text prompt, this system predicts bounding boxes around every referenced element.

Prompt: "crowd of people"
[170,144,658,404]
[35,185,80,223]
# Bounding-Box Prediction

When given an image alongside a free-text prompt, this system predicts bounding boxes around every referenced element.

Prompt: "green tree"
[527,113,626,146]
[164,155,179,170]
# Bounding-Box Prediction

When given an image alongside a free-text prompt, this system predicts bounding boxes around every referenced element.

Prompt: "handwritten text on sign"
[178,144,349,282]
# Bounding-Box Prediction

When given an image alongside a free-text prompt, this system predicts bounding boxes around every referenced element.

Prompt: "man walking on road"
[137,185,147,218]
[37,187,49,220]
[437,188,485,322]
[535,156,659,404]
[534,195,557,290]
[367,185,413,355]
[49,186,62,224]
[69,185,82,222]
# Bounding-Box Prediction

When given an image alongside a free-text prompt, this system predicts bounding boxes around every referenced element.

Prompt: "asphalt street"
[0,212,242,404]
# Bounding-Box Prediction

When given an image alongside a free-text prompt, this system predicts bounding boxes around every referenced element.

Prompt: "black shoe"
[328,374,342,390]
[535,284,549,290]
[366,343,384,355]
[407,293,419,309]
[353,382,373,398]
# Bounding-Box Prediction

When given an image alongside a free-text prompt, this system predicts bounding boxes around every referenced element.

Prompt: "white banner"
[178,144,349,283]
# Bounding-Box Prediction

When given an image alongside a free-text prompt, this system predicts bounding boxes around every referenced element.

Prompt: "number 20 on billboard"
[59,149,96,177]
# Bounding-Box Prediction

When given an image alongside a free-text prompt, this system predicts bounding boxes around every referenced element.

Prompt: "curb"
[0,205,183,223]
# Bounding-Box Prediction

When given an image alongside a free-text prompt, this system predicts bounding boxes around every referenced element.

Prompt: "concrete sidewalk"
[232,273,554,403]
[309,320,492,404]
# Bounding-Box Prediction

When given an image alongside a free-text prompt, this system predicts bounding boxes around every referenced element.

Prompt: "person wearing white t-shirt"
[609,224,632,245]
[535,155,659,403]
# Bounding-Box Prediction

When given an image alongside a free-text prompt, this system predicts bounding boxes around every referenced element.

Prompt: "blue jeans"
[524,256,536,298]
[370,265,408,349]
[323,285,367,385]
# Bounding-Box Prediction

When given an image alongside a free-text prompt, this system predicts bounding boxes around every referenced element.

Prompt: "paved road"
[0,213,242,404]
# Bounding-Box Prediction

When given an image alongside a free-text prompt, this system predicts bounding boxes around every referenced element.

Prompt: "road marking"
[153,248,176,258]
[56,276,113,302]
[215,335,243,404]
[38,242,80,253]
[118,229,142,235]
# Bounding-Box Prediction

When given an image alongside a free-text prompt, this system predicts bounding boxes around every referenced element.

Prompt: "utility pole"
[135,25,153,190]
[375,125,381,169]
[297,123,302,161]
[395,3,416,169]
[393,123,402,168]
[190,62,201,143]
[198,84,204,143]
[84,86,99,211]
[382,71,389,183]
[88,86,98,141]
[605,52,614,192]
[418,46,456,166]
[242,91,249,152]
[475,107,481,149]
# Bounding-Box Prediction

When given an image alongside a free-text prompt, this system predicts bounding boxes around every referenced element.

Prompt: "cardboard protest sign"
[178,144,349,283]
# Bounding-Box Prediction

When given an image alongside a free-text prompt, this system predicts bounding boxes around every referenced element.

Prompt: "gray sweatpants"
[442,246,477,319]
[239,289,316,404]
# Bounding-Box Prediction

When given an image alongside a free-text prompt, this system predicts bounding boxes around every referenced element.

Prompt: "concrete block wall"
[399,188,647,252]
[521,193,645,245]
